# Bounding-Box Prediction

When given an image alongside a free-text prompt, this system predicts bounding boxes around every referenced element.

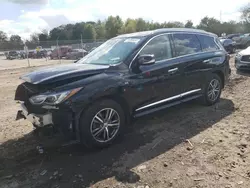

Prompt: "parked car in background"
[19,51,27,59]
[219,38,236,54]
[36,49,48,58]
[226,33,243,40]
[66,49,88,60]
[235,47,250,70]
[6,51,20,60]
[233,33,250,49]
[50,46,72,59]
[14,28,230,148]
[28,51,36,58]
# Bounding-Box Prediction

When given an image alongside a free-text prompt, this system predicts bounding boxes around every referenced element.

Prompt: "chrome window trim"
[135,89,201,111]
[129,32,218,69]
[129,33,171,69]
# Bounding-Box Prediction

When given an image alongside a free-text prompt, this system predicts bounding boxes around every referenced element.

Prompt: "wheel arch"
[212,70,225,88]
[78,94,132,126]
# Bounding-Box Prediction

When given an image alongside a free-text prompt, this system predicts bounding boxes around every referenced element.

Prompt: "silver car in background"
[235,47,250,70]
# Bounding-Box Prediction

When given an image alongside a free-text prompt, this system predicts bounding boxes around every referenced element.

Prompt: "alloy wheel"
[90,108,120,143]
[207,79,220,102]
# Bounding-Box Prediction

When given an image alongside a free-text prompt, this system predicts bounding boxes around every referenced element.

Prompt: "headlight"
[29,87,82,105]
[235,53,242,59]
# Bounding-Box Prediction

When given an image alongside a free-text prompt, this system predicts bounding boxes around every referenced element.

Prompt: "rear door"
[172,33,206,96]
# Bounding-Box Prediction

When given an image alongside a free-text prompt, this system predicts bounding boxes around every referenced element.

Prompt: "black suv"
[15,28,230,148]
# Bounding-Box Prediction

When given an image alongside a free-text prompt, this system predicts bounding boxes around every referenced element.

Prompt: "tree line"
[0,4,250,51]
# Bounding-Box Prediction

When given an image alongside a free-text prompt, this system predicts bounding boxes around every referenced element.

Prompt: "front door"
[128,34,184,113]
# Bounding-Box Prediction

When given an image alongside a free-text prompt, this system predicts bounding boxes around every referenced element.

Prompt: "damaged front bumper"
[16,103,53,127]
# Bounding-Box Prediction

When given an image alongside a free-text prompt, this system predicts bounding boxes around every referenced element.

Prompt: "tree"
[38,30,49,42]
[241,3,250,23]
[121,18,137,33]
[0,31,7,42]
[30,34,39,43]
[197,17,222,35]
[10,35,23,44]
[105,16,123,38]
[83,24,97,40]
[49,25,70,40]
[9,35,23,49]
[95,20,106,39]
[185,20,194,28]
[136,18,148,31]
[72,22,85,40]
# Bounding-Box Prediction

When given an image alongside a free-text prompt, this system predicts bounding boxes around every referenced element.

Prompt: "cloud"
[40,15,70,28]
[8,0,48,5]
[0,0,249,40]
[0,18,47,39]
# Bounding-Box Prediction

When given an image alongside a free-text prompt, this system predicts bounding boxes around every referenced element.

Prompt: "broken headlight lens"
[29,88,82,105]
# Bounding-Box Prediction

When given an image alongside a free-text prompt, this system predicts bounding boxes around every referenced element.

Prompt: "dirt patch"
[0,56,250,188]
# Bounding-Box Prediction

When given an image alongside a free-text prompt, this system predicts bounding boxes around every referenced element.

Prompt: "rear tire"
[79,99,125,148]
[202,74,222,106]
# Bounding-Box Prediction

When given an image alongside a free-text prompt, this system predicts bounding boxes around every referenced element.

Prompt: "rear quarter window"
[197,35,220,52]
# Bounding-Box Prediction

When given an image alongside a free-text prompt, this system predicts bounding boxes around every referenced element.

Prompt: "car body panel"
[20,63,110,84]
[235,47,250,70]
[14,28,229,141]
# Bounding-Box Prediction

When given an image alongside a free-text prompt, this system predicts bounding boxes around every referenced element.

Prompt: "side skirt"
[133,94,202,118]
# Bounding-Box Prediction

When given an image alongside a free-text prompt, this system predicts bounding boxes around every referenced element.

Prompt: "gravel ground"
[0,56,72,71]
[0,56,250,188]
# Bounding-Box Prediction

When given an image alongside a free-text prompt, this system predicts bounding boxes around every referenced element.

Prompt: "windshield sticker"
[124,38,140,44]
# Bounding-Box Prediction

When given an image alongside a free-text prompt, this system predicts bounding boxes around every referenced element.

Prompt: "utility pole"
[81,34,84,58]
[24,44,30,67]
[56,36,61,64]
[81,34,83,50]
[220,10,222,22]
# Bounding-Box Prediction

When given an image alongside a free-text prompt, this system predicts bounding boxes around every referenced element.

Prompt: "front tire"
[79,99,125,148]
[202,74,222,106]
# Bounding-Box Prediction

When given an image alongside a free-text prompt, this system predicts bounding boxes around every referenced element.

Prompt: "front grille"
[241,55,250,62]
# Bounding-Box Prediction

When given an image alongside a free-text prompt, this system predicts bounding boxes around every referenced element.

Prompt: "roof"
[116,28,217,38]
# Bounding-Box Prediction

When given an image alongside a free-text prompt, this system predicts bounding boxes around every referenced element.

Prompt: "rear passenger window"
[197,35,219,52]
[139,35,172,62]
[172,34,201,56]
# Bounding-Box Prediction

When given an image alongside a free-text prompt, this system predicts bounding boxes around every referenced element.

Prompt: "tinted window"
[139,35,172,62]
[173,34,201,56]
[197,35,219,52]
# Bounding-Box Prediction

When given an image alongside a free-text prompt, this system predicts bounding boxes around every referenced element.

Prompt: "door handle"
[203,59,211,63]
[168,67,178,73]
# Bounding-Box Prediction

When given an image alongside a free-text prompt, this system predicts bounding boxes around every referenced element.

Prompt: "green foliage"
[95,20,106,39]
[241,3,250,23]
[0,31,7,42]
[105,16,123,38]
[1,3,250,51]
[83,24,97,40]
[185,20,194,28]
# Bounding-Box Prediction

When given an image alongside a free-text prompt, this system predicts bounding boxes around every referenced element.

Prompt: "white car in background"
[235,47,250,70]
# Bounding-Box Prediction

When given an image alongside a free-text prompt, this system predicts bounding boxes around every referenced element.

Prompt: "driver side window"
[139,35,172,62]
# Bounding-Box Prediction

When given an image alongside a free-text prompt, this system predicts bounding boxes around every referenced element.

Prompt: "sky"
[0,0,249,39]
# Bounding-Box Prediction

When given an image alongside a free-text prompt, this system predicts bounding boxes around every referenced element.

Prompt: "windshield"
[77,37,143,65]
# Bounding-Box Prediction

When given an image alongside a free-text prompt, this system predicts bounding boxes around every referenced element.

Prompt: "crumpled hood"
[20,63,110,84]
[239,47,250,56]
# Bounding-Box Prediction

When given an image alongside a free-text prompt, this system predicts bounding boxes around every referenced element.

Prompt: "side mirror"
[137,54,156,65]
